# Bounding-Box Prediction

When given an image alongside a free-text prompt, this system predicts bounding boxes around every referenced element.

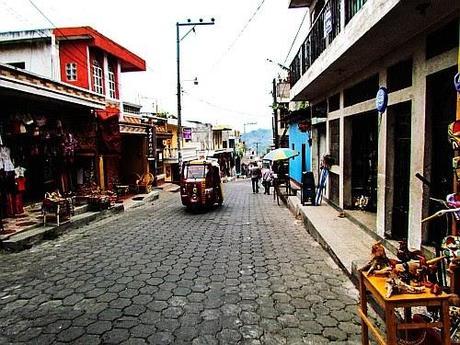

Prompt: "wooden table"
[359,271,451,344]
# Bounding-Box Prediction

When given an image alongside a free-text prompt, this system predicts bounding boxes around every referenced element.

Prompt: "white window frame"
[108,65,116,99]
[92,60,104,94]
[65,62,77,81]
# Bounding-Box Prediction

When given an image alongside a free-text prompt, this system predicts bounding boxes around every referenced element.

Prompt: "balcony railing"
[290,0,366,87]
[345,0,367,24]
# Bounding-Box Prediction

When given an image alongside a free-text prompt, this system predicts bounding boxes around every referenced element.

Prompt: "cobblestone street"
[0,180,362,344]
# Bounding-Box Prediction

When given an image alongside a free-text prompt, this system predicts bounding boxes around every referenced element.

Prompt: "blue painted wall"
[288,123,311,184]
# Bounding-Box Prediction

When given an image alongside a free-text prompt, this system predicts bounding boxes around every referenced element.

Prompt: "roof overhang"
[0,63,105,109]
[54,27,146,72]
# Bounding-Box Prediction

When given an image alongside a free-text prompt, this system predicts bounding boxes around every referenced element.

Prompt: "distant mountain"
[241,128,272,156]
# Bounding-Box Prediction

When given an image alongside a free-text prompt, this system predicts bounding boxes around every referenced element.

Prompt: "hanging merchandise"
[0,146,15,172]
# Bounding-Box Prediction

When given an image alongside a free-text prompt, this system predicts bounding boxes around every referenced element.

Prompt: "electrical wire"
[209,0,267,71]
[182,90,263,119]
[26,0,129,92]
[283,8,309,65]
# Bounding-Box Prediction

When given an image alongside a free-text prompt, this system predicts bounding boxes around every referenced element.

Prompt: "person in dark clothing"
[249,163,261,193]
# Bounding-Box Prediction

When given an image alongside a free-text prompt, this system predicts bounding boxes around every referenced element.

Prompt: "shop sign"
[323,7,332,37]
[183,127,192,140]
[454,72,460,93]
[375,87,388,113]
[147,126,155,159]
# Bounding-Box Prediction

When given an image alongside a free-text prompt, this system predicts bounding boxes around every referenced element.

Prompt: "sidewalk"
[1,190,160,252]
[286,195,396,283]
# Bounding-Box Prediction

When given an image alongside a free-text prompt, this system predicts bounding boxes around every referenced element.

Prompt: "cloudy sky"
[0,0,309,131]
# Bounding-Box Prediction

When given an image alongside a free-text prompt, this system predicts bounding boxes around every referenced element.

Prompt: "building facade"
[0,26,146,190]
[287,0,459,249]
[0,62,105,222]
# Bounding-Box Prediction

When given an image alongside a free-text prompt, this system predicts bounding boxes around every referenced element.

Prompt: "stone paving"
[0,180,363,344]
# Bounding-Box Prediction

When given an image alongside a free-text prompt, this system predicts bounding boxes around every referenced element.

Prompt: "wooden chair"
[137,172,154,194]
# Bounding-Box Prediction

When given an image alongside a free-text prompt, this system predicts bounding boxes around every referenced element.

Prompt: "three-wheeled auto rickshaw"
[180,159,224,208]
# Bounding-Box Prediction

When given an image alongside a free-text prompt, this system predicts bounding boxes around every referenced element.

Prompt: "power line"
[210,0,267,71]
[183,90,263,119]
[27,0,127,91]
[283,8,309,65]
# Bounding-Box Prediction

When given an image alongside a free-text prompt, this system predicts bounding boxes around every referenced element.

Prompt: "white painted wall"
[0,41,54,78]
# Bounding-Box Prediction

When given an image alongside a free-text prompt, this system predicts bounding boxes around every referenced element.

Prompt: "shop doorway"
[350,111,378,211]
[120,135,146,186]
[388,102,412,240]
[425,66,457,245]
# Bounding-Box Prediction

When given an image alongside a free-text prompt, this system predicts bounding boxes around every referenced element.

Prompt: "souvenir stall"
[0,109,90,233]
[358,71,460,345]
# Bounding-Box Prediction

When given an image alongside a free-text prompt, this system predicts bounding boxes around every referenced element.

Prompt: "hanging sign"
[147,126,155,160]
[454,73,460,93]
[323,7,332,37]
[375,87,388,113]
[183,127,192,140]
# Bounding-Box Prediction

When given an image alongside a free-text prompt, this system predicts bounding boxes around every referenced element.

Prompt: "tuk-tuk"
[180,159,224,208]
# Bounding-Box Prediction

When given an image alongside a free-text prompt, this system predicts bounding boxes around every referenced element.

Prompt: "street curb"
[1,204,124,252]
[124,191,160,210]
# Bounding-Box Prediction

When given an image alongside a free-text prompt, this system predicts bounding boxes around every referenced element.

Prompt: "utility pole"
[243,122,256,134]
[176,18,215,165]
[272,78,279,149]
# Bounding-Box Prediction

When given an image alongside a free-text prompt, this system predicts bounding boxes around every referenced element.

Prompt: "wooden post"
[98,155,105,191]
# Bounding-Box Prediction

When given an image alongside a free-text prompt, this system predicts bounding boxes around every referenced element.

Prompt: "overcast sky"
[0,0,309,131]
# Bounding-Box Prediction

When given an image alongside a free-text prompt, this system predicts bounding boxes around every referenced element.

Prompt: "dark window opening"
[387,58,413,92]
[329,172,339,206]
[313,100,327,118]
[328,93,340,112]
[426,18,459,60]
[7,62,25,69]
[344,74,379,107]
[351,111,378,212]
[329,119,340,165]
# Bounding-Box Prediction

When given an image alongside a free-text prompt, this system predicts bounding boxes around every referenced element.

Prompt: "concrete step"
[124,190,160,210]
[2,204,124,252]
[73,204,88,216]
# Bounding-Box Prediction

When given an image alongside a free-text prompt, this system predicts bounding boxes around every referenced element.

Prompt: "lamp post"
[176,18,215,165]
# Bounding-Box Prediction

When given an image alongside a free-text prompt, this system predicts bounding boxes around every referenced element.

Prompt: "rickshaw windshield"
[184,165,208,179]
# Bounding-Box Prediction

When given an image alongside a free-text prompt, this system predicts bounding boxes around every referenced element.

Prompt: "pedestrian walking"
[262,166,273,195]
[250,163,261,193]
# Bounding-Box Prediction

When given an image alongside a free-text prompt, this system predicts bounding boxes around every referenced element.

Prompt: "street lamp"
[176,18,215,164]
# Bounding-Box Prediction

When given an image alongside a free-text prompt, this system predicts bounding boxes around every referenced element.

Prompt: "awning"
[120,124,146,135]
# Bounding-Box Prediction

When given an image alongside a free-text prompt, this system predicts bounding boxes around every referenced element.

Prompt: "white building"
[287,0,459,249]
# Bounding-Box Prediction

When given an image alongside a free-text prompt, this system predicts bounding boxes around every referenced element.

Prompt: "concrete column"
[376,69,387,238]
[339,115,345,209]
[103,53,110,97]
[408,42,427,250]
[339,91,345,209]
[342,117,352,209]
[325,118,330,199]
